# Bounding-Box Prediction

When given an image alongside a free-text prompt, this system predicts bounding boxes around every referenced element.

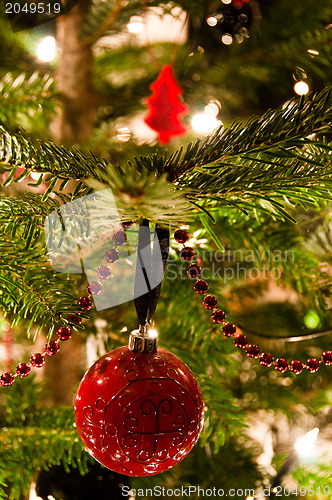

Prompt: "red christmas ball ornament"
[75,328,204,477]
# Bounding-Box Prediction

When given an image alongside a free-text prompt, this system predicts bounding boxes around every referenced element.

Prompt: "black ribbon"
[134,220,169,326]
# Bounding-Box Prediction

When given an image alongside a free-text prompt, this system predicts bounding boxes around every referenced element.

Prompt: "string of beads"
[174,228,332,375]
[0,226,129,386]
[2,225,331,386]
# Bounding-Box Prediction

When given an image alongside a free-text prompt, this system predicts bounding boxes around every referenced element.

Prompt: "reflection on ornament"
[75,345,204,476]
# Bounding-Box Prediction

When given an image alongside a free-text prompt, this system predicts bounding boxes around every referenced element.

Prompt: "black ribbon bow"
[134,220,169,326]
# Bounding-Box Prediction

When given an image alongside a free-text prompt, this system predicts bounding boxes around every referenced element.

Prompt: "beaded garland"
[1,225,330,387]
[173,228,332,376]
[0,227,127,387]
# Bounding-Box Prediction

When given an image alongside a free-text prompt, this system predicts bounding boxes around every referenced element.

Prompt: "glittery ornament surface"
[75,346,204,476]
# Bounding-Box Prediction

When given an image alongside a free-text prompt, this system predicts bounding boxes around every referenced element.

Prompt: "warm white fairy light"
[295,428,319,459]
[221,33,233,45]
[127,17,143,34]
[307,49,319,55]
[191,112,222,134]
[36,36,56,62]
[30,171,43,181]
[204,101,220,117]
[117,127,131,142]
[221,0,232,4]
[206,16,218,26]
[29,482,43,500]
[294,81,309,95]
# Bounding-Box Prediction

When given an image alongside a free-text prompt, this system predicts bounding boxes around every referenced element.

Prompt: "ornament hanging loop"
[129,320,158,353]
[133,219,169,339]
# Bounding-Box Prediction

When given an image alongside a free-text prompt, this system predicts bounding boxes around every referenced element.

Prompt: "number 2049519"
[5,3,61,14]
[271,485,331,496]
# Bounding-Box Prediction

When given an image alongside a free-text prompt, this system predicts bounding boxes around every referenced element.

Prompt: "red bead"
[203,295,217,309]
[180,247,195,261]
[260,353,274,367]
[77,296,92,310]
[187,264,201,278]
[88,281,102,295]
[222,323,236,337]
[322,351,332,365]
[306,358,320,373]
[97,265,111,280]
[74,346,205,476]
[234,335,248,348]
[16,363,31,378]
[121,221,133,229]
[275,358,288,373]
[113,231,127,245]
[0,372,14,386]
[290,360,303,375]
[246,344,260,358]
[105,248,119,263]
[174,230,189,244]
[67,315,83,325]
[194,280,208,294]
[57,326,71,341]
[30,353,45,368]
[211,309,226,324]
[45,341,60,356]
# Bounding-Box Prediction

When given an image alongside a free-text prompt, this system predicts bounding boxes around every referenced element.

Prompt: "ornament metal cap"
[129,322,158,353]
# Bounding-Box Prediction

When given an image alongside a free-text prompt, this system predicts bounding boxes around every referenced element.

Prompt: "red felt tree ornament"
[144,64,188,144]
[74,329,204,476]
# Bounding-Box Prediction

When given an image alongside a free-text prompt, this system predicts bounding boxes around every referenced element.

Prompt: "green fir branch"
[0,241,84,338]
[0,377,90,500]
[0,90,332,223]
[0,193,59,248]
[0,126,109,181]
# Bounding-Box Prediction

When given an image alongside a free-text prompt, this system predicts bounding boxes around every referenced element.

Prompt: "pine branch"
[81,0,127,46]
[197,207,332,311]
[278,29,332,80]
[0,125,109,180]
[0,240,85,338]
[0,72,54,128]
[0,426,88,500]
[163,88,332,178]
[0,378,90,500]
[0,194,59,248]
[1,90,332,223]
[86,164,191,225]
[180,139,332,221]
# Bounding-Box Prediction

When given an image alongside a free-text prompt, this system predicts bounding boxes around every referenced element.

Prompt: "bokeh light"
[294,81,309,95]
[36,36,56,62]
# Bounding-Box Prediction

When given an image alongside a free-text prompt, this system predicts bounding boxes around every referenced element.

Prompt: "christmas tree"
[0,0,332,498]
